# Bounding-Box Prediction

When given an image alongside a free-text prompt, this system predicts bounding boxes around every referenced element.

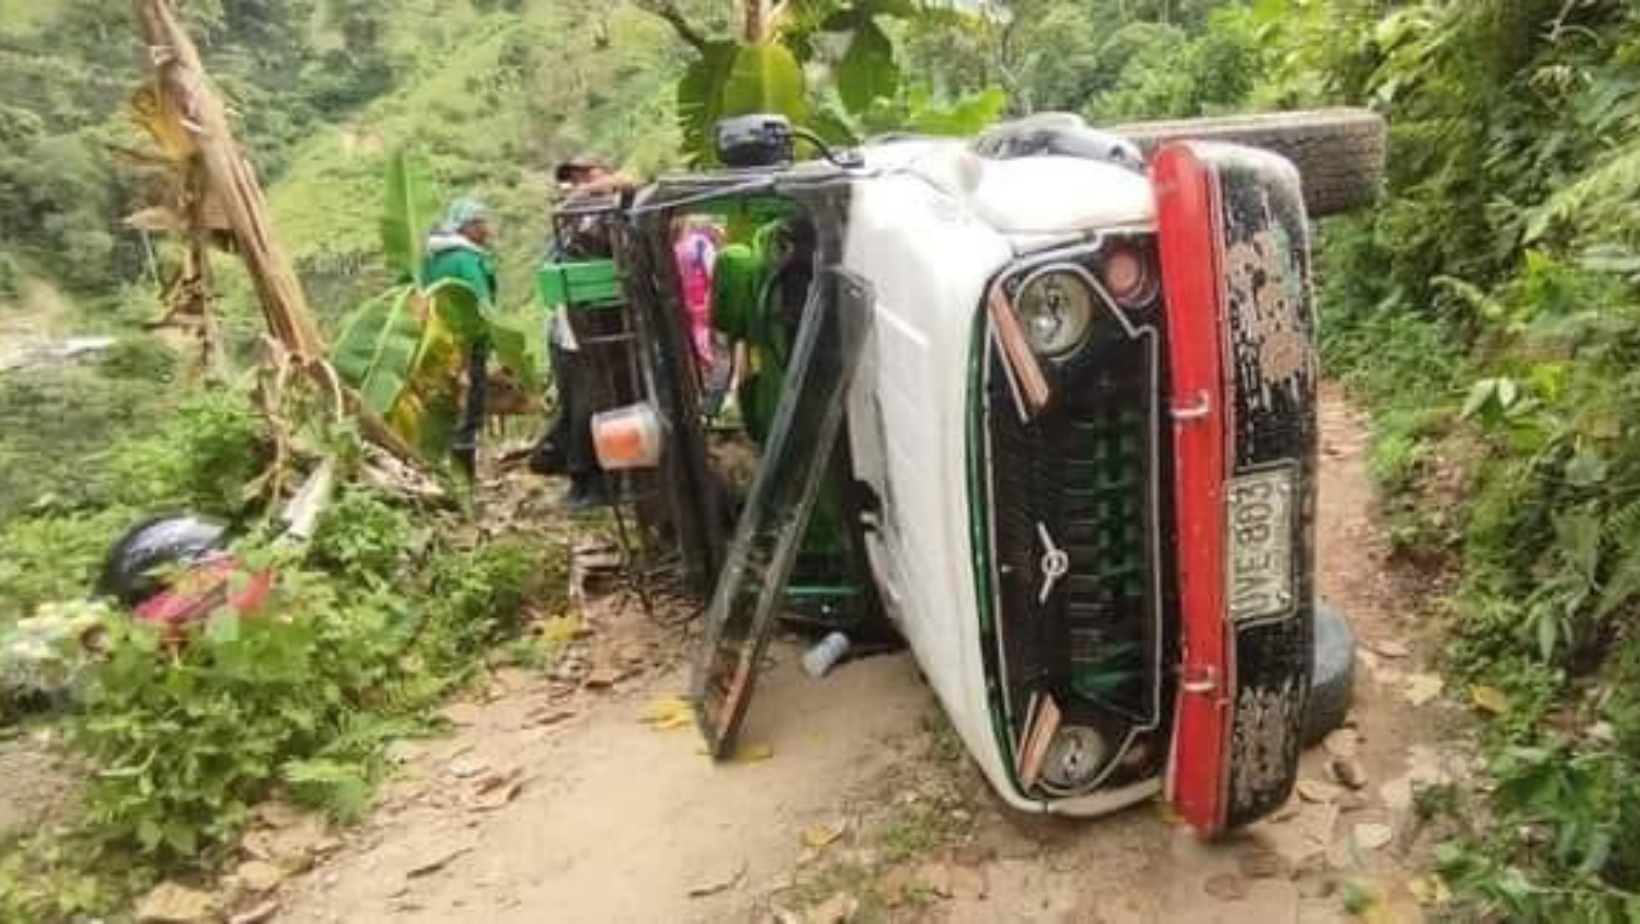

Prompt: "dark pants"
[453,340,490,465]
[536,340,600,480]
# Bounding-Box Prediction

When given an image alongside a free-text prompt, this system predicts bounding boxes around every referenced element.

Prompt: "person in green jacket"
[422,196,498,479]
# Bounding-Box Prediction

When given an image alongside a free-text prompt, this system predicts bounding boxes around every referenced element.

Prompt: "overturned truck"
[544,108,1385,837]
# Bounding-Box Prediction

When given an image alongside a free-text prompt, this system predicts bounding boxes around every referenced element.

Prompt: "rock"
[447,756,490,779]
[1323,729,1360,759]
[1337,792,1372,814]
[1368,639,1411,659]
[229,899,281,924]
[1204,873,1248,901]
[1327,757,1370,791]
[135,882,216,922]
[807,892,860,923]
[1354,822,1394,851]
[241,815,329,872]
[439,701,485,726]
[252,801,306,830]
[1403,673,1445,707]
[1297,779,1345,804]
[233,859,285,895]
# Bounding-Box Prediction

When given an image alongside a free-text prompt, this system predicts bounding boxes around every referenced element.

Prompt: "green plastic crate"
[537,259,622,309]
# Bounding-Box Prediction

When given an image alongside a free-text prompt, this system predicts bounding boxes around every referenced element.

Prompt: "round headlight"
[1016,271,1096,359]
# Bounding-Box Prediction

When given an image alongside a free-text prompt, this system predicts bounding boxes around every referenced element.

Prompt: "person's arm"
[579,171,640,197]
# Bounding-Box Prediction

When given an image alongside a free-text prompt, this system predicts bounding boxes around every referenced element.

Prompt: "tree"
[636,0,1006,164]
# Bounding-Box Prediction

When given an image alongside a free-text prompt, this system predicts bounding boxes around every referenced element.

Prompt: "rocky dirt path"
[269,386,1466,923]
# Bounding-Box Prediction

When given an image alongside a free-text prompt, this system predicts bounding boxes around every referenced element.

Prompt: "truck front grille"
[979,251,1175,775]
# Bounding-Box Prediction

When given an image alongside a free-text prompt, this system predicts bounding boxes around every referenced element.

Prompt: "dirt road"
[274,387,1463,923]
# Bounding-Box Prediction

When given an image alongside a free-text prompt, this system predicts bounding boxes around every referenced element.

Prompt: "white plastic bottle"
[801,632,851,679]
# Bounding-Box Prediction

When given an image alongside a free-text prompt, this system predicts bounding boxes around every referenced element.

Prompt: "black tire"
[1302,600,1356,747]
[1113,108,1386,218]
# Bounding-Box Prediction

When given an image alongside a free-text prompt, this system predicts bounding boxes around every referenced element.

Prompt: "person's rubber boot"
[564,475,609,513]
[580,477,611,508]
[563,475,592,511]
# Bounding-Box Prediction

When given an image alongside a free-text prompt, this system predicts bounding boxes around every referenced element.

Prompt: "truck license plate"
[1226,467,1295,623]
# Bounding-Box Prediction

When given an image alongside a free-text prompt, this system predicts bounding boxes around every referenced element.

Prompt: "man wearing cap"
[422,196,498,480]
[531,155,638,508]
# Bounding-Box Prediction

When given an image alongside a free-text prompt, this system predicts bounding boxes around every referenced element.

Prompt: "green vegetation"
[0,379,567,917]
[1253,1,1640,918]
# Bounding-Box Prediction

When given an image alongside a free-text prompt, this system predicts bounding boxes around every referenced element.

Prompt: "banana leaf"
[721,43,809,125]
[380,149,439,282]
[331,283,457,458]
[331,284,423,415]
[331,279,539,463]
[836,20,899,115]
[426,278,538,393]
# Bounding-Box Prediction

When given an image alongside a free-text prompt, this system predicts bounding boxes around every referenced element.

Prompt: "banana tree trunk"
[131,0,418,462]
[132,0,323,359]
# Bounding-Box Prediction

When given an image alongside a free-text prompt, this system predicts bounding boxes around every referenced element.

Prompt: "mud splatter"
[1225,194,1316,412]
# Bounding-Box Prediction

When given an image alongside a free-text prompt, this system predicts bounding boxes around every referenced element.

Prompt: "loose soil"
[257,385,1467,923]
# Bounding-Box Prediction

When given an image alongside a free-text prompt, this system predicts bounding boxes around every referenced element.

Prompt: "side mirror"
[716,114,795,168]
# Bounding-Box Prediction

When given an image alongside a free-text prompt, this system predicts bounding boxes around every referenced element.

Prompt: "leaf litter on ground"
[639,695,694,731]
[801,818,848,849]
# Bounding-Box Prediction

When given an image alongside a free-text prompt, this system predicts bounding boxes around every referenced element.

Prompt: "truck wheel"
[1302,600,1356,747]
[1114,108,1386,218]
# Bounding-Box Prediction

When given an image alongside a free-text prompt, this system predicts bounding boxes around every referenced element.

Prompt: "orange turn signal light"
[592,403,665,470]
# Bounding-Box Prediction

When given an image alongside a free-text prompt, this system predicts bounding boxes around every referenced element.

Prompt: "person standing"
[421,196,497,480]
[532,155,638,508]
[673,216,718,370]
